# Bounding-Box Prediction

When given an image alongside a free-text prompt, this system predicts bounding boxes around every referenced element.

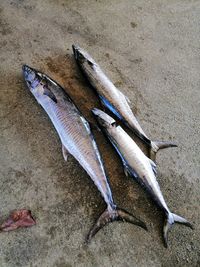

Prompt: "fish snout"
[92,108,116,128]
[22,64,33,77]
[22,65,40,90]
[72,44,95,65]
[22,64,28,72]
[72,44,78,57]
[72,44,82,60]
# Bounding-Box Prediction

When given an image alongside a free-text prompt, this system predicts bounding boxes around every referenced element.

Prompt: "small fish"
[22,65,147,242]
[72,45,177,160]
[92,108,193,247]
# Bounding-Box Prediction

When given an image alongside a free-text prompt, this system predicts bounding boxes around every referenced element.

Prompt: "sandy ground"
[0,0,199,266]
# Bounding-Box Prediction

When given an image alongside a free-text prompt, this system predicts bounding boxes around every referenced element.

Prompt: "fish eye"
[87,60,95,68]
[87,60,93,66]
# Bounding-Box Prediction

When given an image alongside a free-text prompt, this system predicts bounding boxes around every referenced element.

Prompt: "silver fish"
[92,108,193,247]
[22,65,147,242]
[72,45,177,160]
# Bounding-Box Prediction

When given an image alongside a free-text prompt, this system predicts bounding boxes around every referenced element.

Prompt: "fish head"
[72,44,96,67]
[22,65,43,92]
[92,108,116,130]
[22,65,51,103]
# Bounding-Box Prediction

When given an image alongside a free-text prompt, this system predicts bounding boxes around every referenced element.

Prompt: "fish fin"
[163,212,193,248]
[86,207,147,243]
[122,161,130,177]
[148,158,157,175]
[62,145,69,161]
[43,86,57,103]
[150,141,178,160]
[118,90,131,104]
[123,163,138,179]
[124,165,129,177]
[125,95,131,104]
[151,165,157,175]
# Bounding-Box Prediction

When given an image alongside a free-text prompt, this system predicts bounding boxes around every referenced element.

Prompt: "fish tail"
[86,206,147,243]
[150,141,177,160]
[163,212,193,248]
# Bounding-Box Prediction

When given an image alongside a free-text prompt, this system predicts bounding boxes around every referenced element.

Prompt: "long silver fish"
[22,65,147,242]
[92,108,193,247]
[72,45,177,160]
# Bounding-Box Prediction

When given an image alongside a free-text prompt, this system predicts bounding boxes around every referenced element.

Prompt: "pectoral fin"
[125,95,131,104]
[62,144,69,161]
[149,158,157,175]
[123,164,130,177]
[43,86,57,103]
[118,90,131,104]
[123,162,138,179]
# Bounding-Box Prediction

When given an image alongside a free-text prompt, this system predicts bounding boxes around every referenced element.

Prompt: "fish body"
[72,45,177,160]
[23,65,147,242]
[92,108,193,247]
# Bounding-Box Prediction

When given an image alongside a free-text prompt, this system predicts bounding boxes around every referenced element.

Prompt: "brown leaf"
[0,209,36,232]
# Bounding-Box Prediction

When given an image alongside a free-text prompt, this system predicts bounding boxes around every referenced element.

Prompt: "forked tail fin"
[163,212,193,248]
[150,141,178,161]
[86,207,147,243]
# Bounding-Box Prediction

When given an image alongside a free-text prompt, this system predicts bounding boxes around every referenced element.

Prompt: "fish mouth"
[22,64,32,74]
[22,64,33,82]
[72,44,95,65]
[22,65,42,79]
[72,44,78,57]
[22,65,42,75]
[22,64,37,78]
[92,108,116,127]
[72,44,81,60]
[22,64,42,89]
